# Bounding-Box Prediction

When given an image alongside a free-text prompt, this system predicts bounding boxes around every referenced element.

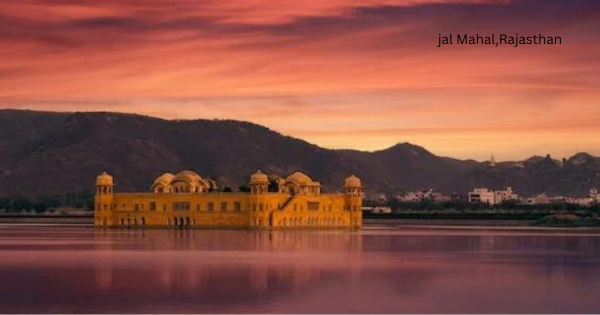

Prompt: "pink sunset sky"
[1,0,599,161]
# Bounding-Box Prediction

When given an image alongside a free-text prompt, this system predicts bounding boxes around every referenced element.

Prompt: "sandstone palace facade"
[94,170,363,229]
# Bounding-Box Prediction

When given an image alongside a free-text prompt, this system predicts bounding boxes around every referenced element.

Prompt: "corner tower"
[248,170,269,228]
[94,172,114,227]
[344,175,363,229]
[249,170,268,194]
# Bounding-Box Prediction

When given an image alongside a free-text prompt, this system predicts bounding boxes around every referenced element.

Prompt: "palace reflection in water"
[90,229,365,296]
[1,227,600,313]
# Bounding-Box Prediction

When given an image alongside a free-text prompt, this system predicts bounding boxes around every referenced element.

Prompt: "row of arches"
[168,216,194,228]
[250,218,265,226]
[116,217,146,227]
[111,217,195,228]
[103,215,357,228]
[278,217,346,227]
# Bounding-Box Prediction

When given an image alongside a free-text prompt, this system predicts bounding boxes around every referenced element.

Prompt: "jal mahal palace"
[94,170,363,229]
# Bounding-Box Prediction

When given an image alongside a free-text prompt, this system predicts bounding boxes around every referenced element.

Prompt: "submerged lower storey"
[94,192,362,229]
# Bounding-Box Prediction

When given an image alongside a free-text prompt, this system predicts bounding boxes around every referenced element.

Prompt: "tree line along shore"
[364,199,600,227]
[0,191,94,215]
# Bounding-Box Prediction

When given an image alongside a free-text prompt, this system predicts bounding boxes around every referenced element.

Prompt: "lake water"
[1,225,600,313]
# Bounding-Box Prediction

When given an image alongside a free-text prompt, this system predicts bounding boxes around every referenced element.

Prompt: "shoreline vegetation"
[364,199,600,227]
[364,213,600,228]
[0,192,94,214]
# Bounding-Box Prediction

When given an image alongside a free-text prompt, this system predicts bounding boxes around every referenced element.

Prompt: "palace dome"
[153,173,175,186]
[250,170,269,184]
[96,172,114,186]
[285,171,313,186]
[344,175,362,188]
[172,170,202,184]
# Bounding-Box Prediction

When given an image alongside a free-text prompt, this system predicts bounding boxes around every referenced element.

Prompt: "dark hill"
[0,109,598,197]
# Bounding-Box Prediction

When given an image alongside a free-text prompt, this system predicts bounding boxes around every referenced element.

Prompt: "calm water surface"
[1,225,600,313]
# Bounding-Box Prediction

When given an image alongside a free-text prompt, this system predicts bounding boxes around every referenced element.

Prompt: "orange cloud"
[0,0,599,160]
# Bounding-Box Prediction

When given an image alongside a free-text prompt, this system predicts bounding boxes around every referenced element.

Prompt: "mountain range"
[0,109,598,198]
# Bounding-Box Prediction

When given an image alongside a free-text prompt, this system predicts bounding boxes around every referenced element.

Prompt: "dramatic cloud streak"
[0,0,599,160]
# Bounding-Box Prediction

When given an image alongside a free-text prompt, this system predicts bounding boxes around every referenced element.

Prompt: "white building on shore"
[591,189,599,202]
[468,187,519,205]
[399,189,451,203]
[521,194,550,205]
[524,189,598,206]
[468,188,496,204]
[494,187,520,203]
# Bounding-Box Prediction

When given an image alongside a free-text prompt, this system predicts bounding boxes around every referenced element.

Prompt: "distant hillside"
[0,109,598,197]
